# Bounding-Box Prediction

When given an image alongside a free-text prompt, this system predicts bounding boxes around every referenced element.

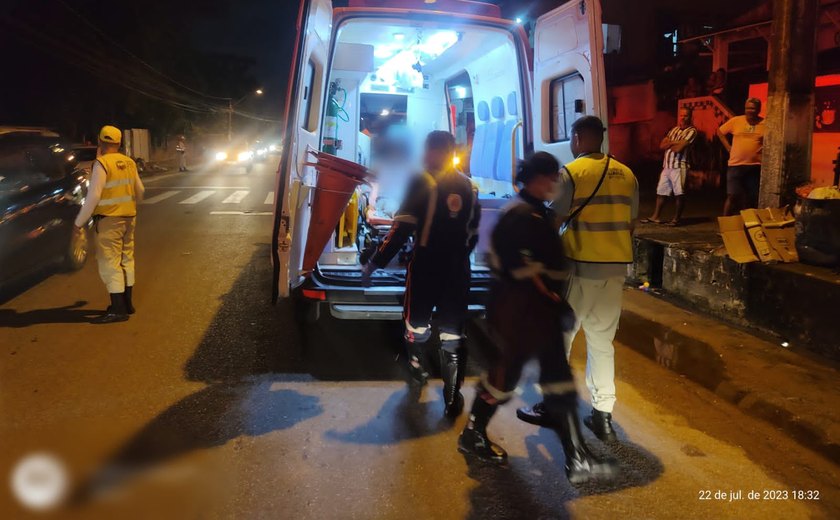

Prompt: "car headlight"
[269,144,277,152]
[214,151,228,161]
[237,151,254,162]
[257,148,267,156]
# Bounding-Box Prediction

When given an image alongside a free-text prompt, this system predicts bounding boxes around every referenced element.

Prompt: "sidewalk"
[618,288,840,465]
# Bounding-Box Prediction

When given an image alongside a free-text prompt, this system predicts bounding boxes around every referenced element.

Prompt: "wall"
[749,74,840,187]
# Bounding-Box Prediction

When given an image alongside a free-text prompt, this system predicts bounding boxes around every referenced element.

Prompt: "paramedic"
[458,152,617,484]
[363,131,481,419]
[517,116,638,443]
[74,125,145,324]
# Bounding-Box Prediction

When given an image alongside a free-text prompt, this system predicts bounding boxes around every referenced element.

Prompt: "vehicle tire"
[64,228,89,271]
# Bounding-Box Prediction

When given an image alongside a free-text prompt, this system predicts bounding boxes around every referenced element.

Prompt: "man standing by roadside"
[717,98,765,215]
[74,125,145,324]
[517,116,638,443]
[176,135,188,172]
[643,107,696,226]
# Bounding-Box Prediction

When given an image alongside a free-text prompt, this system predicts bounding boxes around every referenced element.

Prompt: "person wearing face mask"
[73,125,145,323]
[517,116,638,445]
[458,151,617,484]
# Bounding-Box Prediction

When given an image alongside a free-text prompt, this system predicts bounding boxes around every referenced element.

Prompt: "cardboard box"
[757,207,799,263]
[741,209,783,262]
[718,215,759,263]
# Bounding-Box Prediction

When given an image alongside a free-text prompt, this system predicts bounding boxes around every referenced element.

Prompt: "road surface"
[1,159,837,519]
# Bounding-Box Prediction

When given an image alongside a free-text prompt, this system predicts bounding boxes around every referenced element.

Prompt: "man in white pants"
[517,116,638,442]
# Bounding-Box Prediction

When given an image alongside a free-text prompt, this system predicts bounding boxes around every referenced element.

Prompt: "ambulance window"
[302,59,316,130]
[549,74,585,142]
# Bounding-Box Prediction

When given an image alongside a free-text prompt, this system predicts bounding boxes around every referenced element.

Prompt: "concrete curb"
[619,288,840,466]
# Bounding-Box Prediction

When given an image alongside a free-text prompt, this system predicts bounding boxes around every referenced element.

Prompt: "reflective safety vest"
[94,153,138,217]
[562,154,636,263]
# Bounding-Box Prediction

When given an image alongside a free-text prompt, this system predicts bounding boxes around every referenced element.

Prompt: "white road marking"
[179,191,215,204]
[222,191,249,204]
[264,192,274,205]
[210,211,273,216]
[141,191,180,204]
[145,186,249,190]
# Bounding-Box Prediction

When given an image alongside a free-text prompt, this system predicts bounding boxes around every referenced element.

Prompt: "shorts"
[726,165,761,203]
[656,167,687,196]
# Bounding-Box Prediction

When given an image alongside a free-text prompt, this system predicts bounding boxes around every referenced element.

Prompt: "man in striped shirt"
[643,107,697,226]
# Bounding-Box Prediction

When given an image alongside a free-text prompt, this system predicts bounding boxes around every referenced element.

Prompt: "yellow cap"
[99,125,122,144]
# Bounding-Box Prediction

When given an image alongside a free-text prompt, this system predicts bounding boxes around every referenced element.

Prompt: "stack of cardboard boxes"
[718,208,799,264]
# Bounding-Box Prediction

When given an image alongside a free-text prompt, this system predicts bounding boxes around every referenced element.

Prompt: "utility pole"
[760,0,820,207]
[226,89,263,144]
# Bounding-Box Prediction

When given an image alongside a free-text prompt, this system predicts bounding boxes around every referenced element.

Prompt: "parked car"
[71,144,98,175]
[0,130,89,289]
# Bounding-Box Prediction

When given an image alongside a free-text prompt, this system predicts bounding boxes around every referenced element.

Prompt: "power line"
[52,0,233,101]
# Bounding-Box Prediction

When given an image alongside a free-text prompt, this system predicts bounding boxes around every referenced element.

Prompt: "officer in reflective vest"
[74,125,145,323]
[517,116,638,442]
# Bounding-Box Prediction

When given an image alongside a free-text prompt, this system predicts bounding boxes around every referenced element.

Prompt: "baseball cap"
[98,125,122,144]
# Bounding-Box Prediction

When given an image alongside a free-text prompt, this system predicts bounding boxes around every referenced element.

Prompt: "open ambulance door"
[531,0,607,166]
[272,0,332,302]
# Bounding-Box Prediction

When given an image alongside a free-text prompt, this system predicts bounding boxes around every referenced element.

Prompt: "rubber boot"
[405,340,428,386]
[124,286,135,315]
[439,347,466,418]
[458,395,507,464]
[553,404,618,484]
[93,293,129,324]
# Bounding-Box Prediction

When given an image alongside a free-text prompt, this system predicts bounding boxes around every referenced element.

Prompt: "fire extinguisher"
[322,80,349,155]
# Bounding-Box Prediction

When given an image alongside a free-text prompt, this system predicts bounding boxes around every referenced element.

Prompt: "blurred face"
[745,101,761,119]
[570,132,582,158]
[423,146,452,172]
[525,172,560,202]
[678,109,692,128]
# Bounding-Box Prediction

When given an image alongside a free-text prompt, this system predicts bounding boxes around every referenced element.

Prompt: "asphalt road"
[0,159,837,519]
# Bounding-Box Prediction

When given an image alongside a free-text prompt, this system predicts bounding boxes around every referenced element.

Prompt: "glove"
[361,262,377,288]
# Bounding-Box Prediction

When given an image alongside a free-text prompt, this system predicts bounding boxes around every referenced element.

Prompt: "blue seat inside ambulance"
[495,91,520,182]
[480,96,506,180]
[469,101,489,177]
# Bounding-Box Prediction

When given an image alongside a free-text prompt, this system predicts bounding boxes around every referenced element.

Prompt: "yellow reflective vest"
[94,153,138,217]
[562,154,636,263]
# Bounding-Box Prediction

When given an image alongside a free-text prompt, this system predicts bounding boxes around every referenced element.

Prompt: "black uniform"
[480,190,576,405]
[370,168,480,345]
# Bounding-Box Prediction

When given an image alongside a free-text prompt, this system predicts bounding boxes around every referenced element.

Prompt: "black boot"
[458,396,507,464]
[584,409,618,442]
[516,401,551,427]
[553,405,618,484]
[439,347,466,418]
[93,293,129,324]
[405,340,429,386]
[124,286,135,315]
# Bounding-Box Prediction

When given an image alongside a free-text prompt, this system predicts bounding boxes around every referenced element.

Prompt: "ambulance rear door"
[272,0,333,301]
[531,0,607,165]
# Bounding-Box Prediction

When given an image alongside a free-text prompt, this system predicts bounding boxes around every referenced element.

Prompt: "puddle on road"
[616,312,728,394]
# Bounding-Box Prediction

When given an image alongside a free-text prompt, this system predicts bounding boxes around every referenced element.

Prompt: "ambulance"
[272,0,607,320]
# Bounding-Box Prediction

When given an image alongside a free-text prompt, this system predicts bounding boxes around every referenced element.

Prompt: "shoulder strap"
[565,155,611,224]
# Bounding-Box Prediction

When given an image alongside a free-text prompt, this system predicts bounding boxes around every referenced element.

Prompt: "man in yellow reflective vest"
[74,125,145,323]
[518,116,638,442]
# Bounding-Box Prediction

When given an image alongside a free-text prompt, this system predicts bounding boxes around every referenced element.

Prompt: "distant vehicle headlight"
[257,148,267,156]
[214,151,228,161]
[268,144,277,152]
[237,151,254,162]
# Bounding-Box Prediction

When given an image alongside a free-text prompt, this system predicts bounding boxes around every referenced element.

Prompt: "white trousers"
[564,275,624,413]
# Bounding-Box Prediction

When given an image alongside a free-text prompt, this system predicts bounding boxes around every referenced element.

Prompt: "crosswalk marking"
[210,211,273,216]
[142,191,180,204]
[179,190,215,204]
[264,192,274,205]
[222,190,249,204]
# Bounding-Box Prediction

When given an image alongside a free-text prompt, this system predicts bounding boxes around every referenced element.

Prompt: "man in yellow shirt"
[74,126,145,323]
[717,98,766,215]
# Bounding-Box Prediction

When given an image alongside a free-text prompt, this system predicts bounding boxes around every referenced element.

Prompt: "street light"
[227,88,264,142]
